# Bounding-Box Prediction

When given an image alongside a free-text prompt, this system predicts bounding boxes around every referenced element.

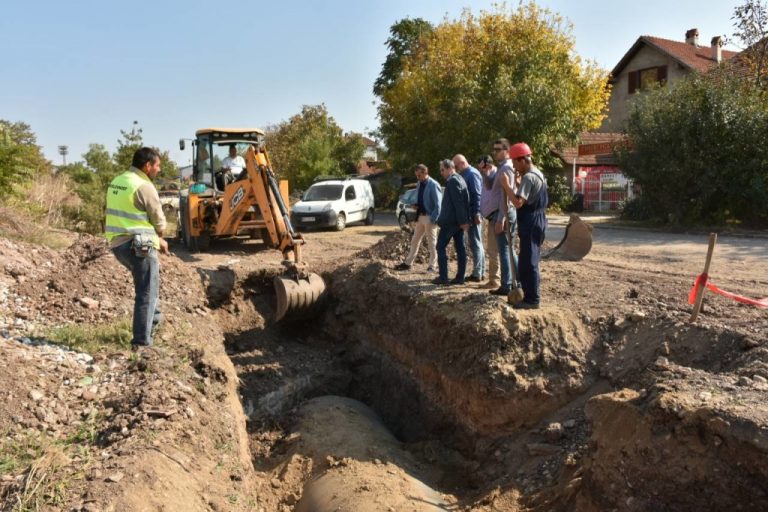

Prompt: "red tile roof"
[611,36,738,79]
[552,132,626,166]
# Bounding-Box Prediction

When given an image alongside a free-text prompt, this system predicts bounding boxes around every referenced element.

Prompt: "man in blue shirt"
[396,164,442,271]
[453,154,484,283]
[433,159,471,285]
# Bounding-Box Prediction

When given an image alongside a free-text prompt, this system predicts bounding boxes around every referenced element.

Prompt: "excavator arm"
[242,146,326,320]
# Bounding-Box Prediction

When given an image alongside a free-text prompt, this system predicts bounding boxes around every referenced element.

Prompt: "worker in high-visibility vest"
[105,147,170,350]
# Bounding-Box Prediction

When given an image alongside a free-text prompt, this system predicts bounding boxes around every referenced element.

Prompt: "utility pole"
[58,145,69,166]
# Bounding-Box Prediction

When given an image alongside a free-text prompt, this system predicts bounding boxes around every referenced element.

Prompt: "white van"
[290,178,375,231]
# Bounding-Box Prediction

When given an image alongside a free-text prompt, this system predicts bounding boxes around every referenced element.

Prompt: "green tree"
[114,120,143,171]
[112,121,177,180]
[0,120,50,192]
[373,18,434,98]
[731,0,768,89]
[377,3,610,174]
[265,105,365,190]
[617,70,768,226]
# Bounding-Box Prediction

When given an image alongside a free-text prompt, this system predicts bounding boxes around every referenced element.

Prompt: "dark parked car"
[395,188,418,230]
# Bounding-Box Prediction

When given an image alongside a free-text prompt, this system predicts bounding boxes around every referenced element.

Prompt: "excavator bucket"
[273,272,326,322]
[544,214,593,261]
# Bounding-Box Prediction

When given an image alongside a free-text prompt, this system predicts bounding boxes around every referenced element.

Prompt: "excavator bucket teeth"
[273,273,326,322]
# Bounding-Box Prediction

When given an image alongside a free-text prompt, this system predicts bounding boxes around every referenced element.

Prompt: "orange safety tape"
[688,273,768,308]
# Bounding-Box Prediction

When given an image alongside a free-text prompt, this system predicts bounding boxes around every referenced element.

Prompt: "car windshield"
[401,188,418,204]
[304,184,343,201]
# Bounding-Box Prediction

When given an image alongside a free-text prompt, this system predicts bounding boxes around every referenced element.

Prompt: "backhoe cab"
[178,127,325,321]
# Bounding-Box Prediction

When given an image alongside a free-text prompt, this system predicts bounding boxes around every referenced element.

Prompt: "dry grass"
[0,432,71,512]
[0,206,71,249]
[0,174,79,248]
[25,173,80,228]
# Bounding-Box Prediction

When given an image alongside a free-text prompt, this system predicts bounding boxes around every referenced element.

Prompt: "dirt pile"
[1,234,209,337]
[356,230,457,264]
[0,235,256,511]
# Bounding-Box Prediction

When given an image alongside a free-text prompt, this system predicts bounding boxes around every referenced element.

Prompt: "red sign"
[578,142,615,156]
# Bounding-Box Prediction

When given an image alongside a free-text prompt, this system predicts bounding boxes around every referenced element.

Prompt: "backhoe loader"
[177,128,325,321]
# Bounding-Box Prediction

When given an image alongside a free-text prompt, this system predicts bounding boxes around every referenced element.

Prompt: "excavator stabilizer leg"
[273,273,326,322]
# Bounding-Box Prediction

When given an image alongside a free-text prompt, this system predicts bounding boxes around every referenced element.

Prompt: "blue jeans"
[495,207,519,290]
[466,221,484,278]
[112,241,161,347]
[437,225,466,282]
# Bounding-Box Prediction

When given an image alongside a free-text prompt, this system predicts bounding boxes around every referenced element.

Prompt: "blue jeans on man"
[495,207,519,291]
[467,221,484,279]
[437,226,466,283]
[112,241,162,347]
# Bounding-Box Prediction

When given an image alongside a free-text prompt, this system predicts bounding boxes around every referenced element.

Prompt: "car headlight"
[323,203,332,212]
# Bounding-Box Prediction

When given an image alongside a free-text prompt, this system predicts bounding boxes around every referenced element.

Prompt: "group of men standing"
[396,139,549,310]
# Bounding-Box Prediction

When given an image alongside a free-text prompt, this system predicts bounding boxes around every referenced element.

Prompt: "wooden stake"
[689,233,717,322]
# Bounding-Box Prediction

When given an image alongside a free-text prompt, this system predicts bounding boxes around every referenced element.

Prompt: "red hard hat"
[509,142,532,159]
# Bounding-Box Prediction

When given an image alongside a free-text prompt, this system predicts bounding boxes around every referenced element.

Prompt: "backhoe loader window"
[304,184,343,201]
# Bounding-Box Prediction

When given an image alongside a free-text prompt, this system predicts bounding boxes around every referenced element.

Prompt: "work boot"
[431,277,449,285]
[481,281,499,289]
[465,275,482,283]
[489,287,510,296]
[449,277,465,285]
[394,263,411,271]
[513,301,540,310]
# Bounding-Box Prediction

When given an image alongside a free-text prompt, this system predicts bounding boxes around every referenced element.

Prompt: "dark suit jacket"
[437,173,470,228]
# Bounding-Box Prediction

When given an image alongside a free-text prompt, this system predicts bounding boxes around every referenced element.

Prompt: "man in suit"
[433,159,470,285]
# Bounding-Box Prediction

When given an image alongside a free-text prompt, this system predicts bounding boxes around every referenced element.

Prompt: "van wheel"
[334,213,346,231]
[364,208,374,226]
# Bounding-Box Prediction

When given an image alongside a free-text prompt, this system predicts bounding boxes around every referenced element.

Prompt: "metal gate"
[575,170,633,211]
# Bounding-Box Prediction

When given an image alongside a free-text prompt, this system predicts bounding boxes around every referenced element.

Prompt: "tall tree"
[112,121,177,180]
[376,3,610,173]
[114,120,144,171]
[732,0,768,89]
[373,18,434,98]
[265,104,365,190]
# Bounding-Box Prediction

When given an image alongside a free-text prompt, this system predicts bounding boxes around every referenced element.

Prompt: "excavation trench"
[202,256,768,511]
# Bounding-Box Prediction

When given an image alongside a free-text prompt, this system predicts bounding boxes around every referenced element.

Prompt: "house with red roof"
[599,28,738,132]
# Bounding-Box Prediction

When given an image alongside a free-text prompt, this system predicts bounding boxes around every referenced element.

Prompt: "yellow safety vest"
[104,170,160,248]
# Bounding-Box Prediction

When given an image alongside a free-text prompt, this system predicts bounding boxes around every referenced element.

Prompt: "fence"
[574,171,633,212]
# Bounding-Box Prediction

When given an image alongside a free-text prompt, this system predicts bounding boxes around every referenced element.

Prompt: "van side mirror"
[179,139,185,151]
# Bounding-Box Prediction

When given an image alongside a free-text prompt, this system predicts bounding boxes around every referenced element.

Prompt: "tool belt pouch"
[131,233,154,257]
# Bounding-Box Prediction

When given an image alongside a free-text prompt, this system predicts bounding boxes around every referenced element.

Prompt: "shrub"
[618,70,768,227]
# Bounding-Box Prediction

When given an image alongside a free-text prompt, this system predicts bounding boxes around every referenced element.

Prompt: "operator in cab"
[216,145,245,190]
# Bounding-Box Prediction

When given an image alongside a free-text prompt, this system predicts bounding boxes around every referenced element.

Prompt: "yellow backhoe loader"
[178,128,325,321]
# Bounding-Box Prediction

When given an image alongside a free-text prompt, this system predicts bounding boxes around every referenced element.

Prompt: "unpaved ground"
[1,214,766,511]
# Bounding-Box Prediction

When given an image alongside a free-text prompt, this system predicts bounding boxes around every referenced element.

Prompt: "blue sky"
[0,0,742,166]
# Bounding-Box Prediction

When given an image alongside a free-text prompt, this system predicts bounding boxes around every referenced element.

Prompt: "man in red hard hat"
[508,142,548,309]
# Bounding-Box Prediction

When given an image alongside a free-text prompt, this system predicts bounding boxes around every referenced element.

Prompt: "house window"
[628,65,668,94]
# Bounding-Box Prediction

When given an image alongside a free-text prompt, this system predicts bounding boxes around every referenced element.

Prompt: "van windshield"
[304,184,343,201]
